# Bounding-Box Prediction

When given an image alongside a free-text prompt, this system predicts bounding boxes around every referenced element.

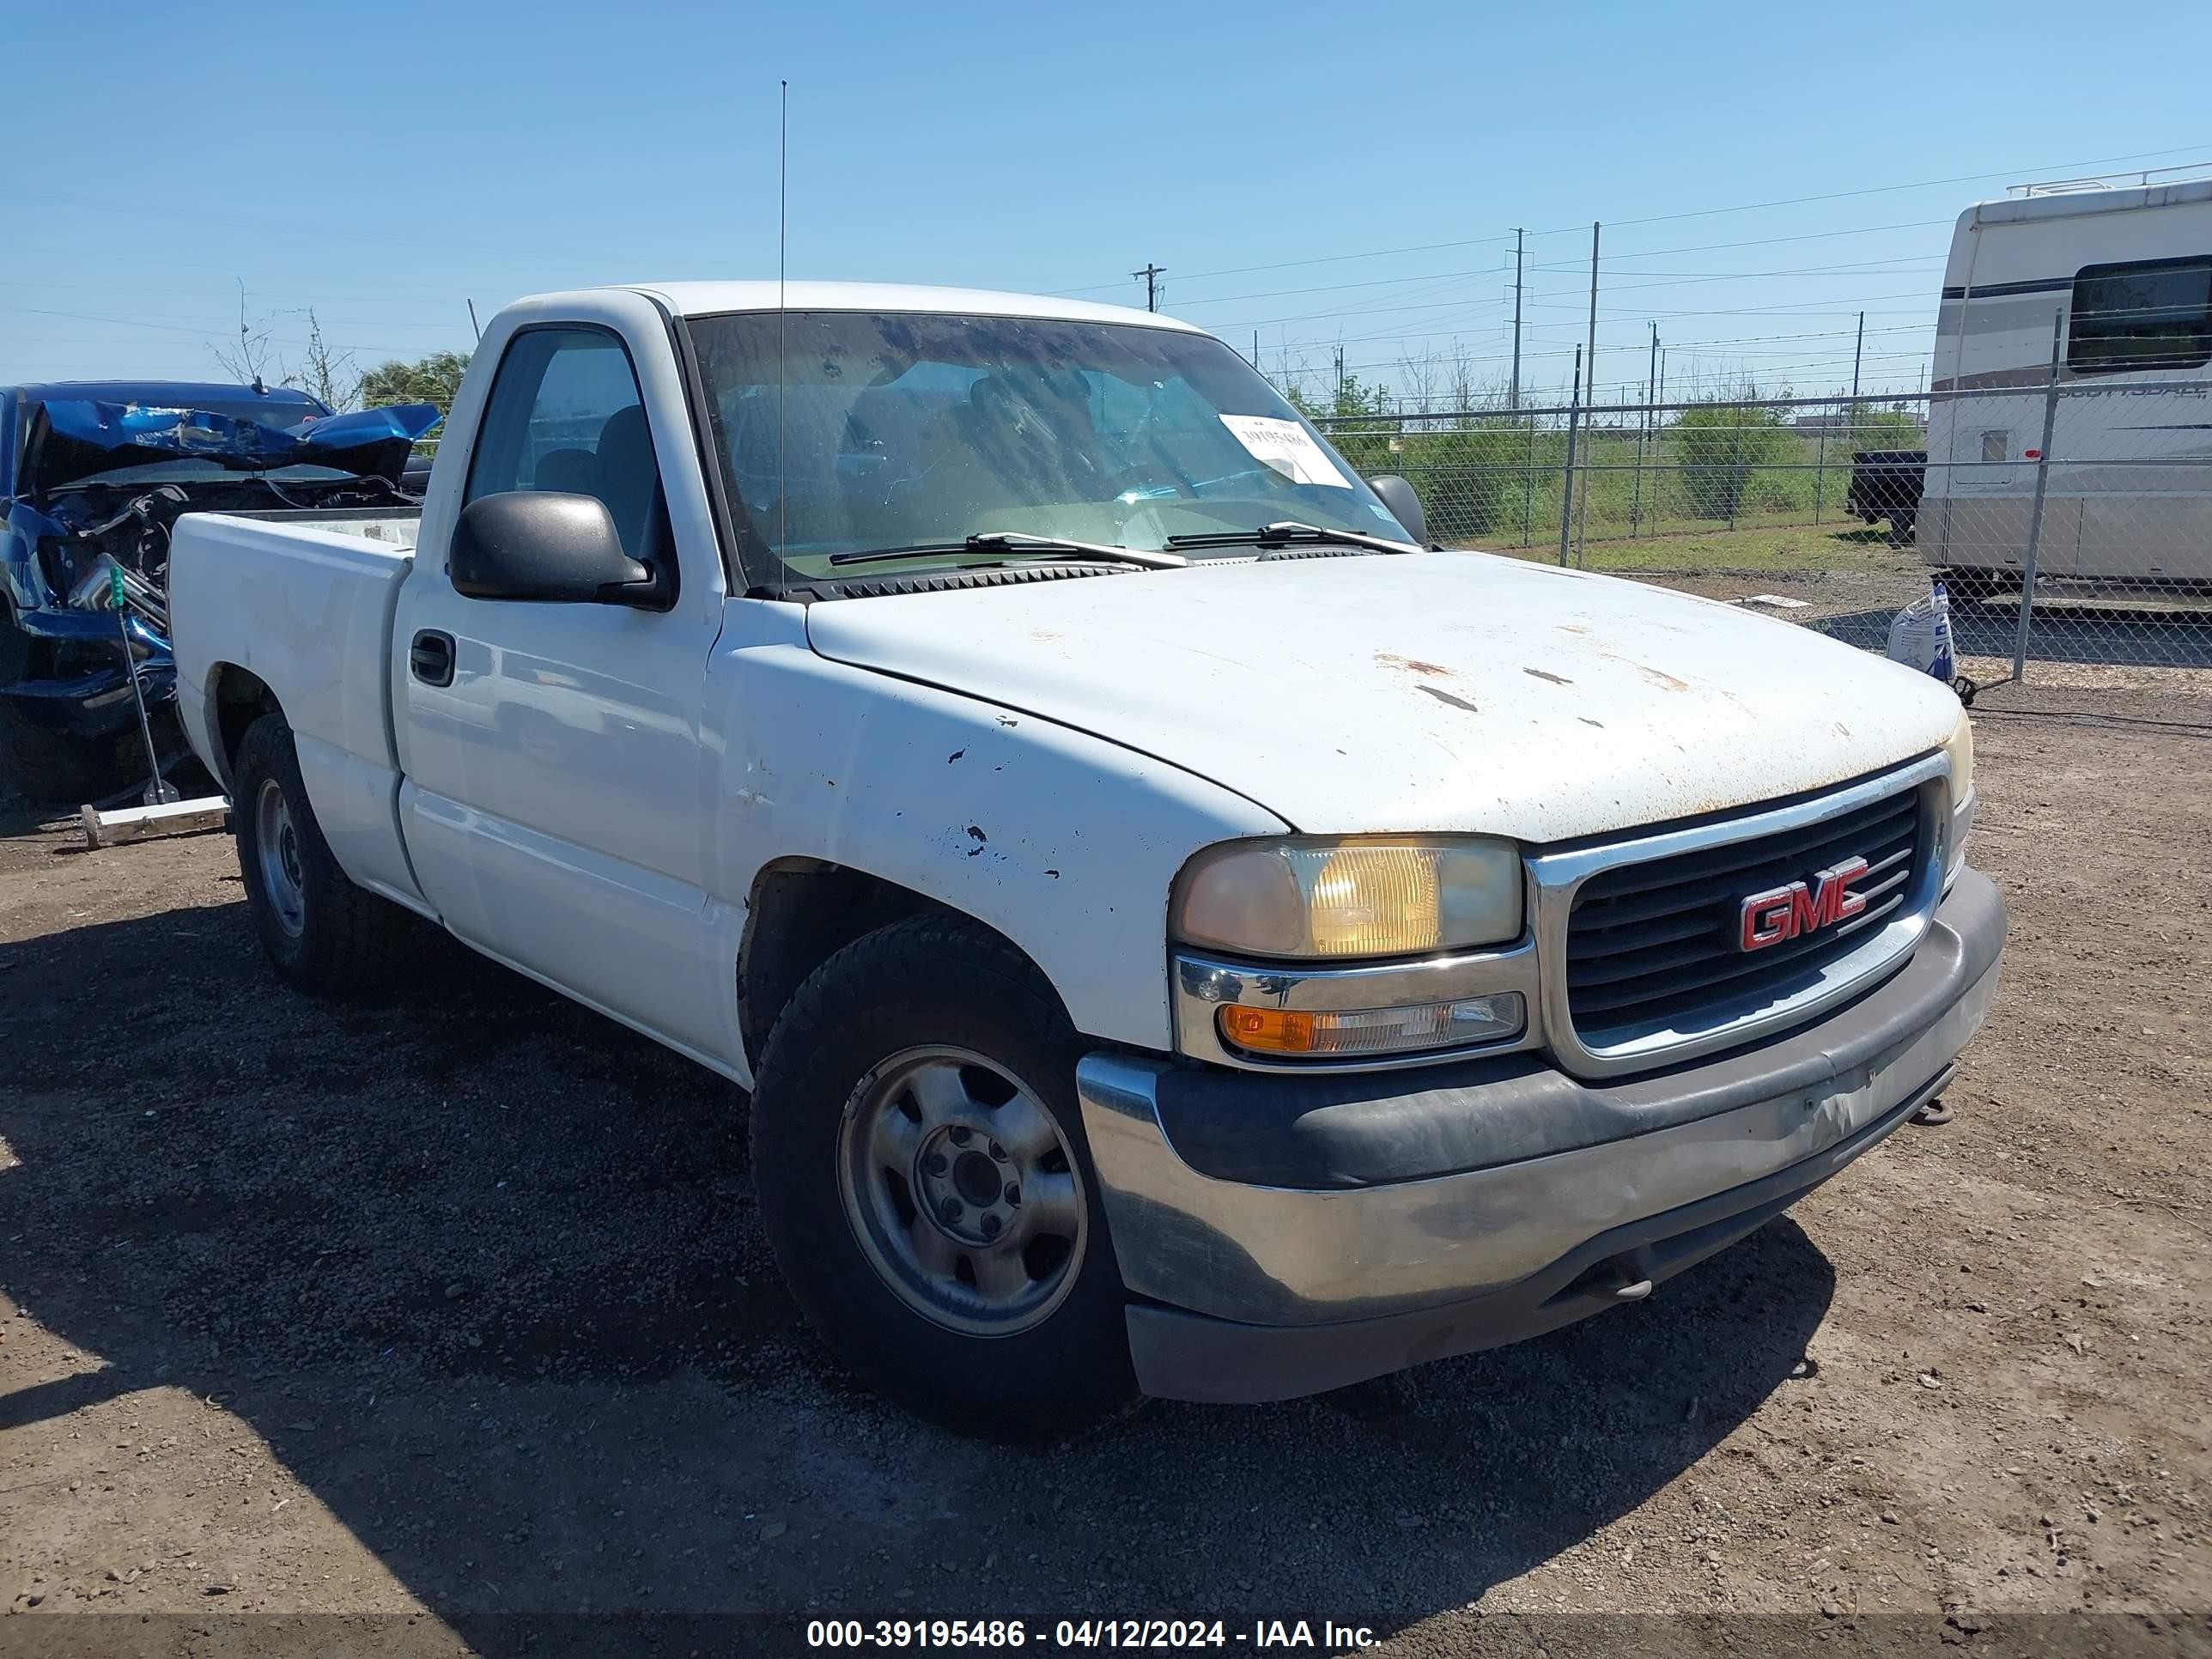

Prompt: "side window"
[464,327,665,561]
[2068,258,2212,375]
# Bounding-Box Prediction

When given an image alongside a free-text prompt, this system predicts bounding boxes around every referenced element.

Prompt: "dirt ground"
[1,678,2208,1658]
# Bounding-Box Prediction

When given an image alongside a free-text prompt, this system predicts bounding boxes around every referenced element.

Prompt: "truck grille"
[1565,787,1925,1042]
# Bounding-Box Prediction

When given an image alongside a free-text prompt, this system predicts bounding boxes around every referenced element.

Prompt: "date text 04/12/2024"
[803,1620,1380,1649]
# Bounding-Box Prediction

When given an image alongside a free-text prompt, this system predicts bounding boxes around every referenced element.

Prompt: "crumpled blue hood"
[33,399,443,489]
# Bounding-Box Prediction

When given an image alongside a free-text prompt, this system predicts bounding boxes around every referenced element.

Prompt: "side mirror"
[450,491,653,604]
[1364,474,1430,548]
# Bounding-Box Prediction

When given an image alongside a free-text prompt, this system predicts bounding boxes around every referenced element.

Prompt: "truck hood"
[803,551,1962,842]
[27,400,444,491]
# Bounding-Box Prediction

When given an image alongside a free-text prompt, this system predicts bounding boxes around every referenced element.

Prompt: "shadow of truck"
[0,883,1838,1644]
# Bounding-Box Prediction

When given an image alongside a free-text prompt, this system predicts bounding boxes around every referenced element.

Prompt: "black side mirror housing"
[1364,474,1431,548]
[450,491,656,605]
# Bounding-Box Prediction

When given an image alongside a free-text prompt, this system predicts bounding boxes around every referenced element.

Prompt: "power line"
[1548,143,2212,235]
[1053,233,1519,297]
[1169,264,1505,309]
[1050,141,2209,301]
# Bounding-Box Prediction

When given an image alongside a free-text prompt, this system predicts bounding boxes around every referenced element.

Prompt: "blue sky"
[7,0,2209,406]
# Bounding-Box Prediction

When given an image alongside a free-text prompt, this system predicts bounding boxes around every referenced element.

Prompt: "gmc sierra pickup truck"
[169,283,2002,1432]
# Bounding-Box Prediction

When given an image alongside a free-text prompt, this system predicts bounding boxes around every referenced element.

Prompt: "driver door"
[395,307,735,1068]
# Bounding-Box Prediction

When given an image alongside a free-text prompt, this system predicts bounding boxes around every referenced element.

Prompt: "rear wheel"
[1945,568,2019,599]
[750,915,1134,1435]
[232,712,411,994]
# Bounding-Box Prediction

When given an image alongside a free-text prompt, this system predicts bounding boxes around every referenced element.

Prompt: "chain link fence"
[1311,378,2212,685]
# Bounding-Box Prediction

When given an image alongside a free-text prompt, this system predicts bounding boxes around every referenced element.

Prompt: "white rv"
[1924,177,2212,589]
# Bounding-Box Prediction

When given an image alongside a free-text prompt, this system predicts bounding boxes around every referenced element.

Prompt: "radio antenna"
[776,78,788,556]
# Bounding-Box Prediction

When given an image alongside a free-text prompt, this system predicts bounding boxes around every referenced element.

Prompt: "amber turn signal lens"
[1218,1006,1317,1054]
[1215,994,1525,1059]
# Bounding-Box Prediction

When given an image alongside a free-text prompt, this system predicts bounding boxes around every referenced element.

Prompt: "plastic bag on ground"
[1887,579,1955,684]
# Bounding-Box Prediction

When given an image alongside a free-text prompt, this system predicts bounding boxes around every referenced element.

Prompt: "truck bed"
[168,506,428,912]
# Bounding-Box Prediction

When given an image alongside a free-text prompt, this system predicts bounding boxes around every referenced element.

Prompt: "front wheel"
[750,915,1133,1435]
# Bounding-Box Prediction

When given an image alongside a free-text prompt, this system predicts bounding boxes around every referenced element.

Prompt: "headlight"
[1942,708,1976,880]
[1172,836,1523,959]
[1942,708,1974,802]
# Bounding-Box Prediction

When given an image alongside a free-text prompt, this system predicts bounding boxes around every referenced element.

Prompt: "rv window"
[2068,257,2212,374]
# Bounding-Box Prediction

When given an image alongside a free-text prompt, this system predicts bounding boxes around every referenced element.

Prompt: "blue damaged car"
[0,382,441,801]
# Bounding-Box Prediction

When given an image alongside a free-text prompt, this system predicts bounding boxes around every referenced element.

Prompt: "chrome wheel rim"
[253,777,307,939]
[836,1045,1087,1337]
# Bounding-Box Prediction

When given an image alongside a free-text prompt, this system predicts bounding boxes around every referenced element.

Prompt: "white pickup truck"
[169,283,2003,1432]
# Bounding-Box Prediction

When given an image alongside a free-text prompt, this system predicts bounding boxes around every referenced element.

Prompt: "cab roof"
[618,281,1209,335]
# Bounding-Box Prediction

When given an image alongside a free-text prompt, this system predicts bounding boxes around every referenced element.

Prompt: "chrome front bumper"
[1076,869,2006,1403]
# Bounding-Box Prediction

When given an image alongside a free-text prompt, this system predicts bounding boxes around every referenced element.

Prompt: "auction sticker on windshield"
[1217,415,1351,488]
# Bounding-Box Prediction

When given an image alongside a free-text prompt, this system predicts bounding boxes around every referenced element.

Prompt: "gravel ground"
[1627,567,2212,695]
[1,680,2208,1658]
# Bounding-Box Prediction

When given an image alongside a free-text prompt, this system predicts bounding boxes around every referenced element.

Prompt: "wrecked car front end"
[0,389,441,801]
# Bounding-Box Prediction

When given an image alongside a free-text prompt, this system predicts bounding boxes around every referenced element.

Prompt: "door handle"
[409,629,455,687]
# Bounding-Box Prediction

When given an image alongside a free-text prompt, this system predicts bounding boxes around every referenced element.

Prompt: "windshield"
[686,310,1412,584]
[172,398,328,430]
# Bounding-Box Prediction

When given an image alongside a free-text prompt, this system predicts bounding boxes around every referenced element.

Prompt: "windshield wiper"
[1164,520,1420,556]
[827,532,1184,571]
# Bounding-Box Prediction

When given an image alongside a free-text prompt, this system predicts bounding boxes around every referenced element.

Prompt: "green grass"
[1480,519,1928,575]
[1325,413,1930,568]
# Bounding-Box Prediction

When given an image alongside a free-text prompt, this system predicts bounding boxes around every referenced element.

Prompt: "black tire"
[750,914,1134,1435]
[232,711,411,994]
[1945,568,2019,599]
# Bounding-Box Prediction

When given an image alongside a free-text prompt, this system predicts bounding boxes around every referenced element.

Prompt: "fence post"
[1557,347,1583,568]
[2009,313,2065,684]
[1630,382,1647,538]
[1813,398,1829,525]
[1726,398,1744,531]
[1522,416,1534,547]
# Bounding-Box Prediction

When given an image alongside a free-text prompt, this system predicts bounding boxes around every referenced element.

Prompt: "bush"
[1398,425,1543,540]
[1673,400,1797,520]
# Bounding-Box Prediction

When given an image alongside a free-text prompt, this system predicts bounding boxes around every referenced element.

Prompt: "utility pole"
[1850,308,1866,407]
[1509,228,1525,412]
[1575,222,1600,558]
[1335,346,1346,404]
[1133,263,1165,313]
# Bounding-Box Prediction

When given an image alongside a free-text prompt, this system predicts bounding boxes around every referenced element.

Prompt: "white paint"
[1928,179,2212,580]
[172,281,1968,1091]
[392,287,738,1065]
[702,629,1284,1066]
[169,510,427,911]
[626,279,1207,334]
[805,550,1965,842]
